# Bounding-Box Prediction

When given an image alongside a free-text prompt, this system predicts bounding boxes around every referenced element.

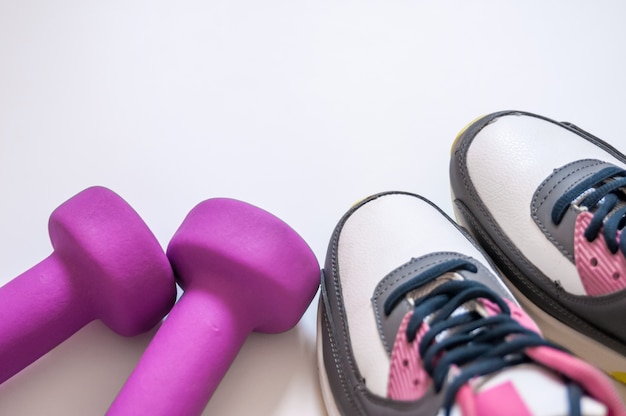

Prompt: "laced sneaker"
[450,110,626,401]
[317,191,624,416]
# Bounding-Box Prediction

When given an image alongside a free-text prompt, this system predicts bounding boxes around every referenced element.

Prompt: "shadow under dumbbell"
[0,320,161,416]
[202,321,325,416]
[0,301,327,416]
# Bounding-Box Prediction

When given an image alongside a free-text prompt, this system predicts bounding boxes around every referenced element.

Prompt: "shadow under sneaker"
[450,110,626,399]
[317,191,624,416]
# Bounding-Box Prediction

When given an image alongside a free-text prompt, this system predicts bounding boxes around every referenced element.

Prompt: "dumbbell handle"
[106,289,248,416]
[0,253,91,383]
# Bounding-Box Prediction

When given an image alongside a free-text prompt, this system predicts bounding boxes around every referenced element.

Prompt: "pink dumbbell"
[106,198,320,416]
[0,186,177,383]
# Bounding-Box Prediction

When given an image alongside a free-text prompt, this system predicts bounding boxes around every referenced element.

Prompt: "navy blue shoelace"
[552,166,626,256]
[383,258,582,416]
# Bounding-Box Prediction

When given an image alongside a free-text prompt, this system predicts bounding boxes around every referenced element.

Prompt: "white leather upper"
[336,193,507,396]
[334,193,607,414]
[466,114,626,295]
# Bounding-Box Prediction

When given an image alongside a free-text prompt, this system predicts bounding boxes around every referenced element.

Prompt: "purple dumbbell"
[106,198,320,416]
[0,186,177,383]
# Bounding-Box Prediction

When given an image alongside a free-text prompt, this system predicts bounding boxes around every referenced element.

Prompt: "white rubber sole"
[316,301,342,416]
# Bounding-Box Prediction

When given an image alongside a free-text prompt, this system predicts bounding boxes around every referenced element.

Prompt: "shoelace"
[383,258,583,416]
[552,166,626,256]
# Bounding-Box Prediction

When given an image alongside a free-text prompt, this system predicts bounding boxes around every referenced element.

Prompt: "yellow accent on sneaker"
[450,114,486,156]
[611,371,626,384]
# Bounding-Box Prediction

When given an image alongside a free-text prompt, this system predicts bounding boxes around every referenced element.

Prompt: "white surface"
[0,1,625,415]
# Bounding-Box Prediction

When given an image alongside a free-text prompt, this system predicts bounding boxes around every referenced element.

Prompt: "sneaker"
[450,110,626,400]
[317,191,623,416]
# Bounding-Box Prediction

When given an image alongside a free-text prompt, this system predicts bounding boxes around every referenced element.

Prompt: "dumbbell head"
[166,197,319,333]
[106,197,320,415]
[47,186,176,336]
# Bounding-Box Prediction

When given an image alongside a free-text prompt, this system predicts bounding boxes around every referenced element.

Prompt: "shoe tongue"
[451,299,608,416]
[469,365,608,416]
[371,253,514,357]
[385,298,608,416]
[532,159,624,260]
[573,176,626,213]
[375,256,609,415]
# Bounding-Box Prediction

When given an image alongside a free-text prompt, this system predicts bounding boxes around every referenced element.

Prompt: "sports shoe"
[317,191,624,416]
[449,110,626,399]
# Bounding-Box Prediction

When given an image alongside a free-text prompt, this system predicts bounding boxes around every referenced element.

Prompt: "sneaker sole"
[316,298,341,416]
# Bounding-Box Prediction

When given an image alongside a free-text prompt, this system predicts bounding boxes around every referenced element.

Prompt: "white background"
[1,1,625,415]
